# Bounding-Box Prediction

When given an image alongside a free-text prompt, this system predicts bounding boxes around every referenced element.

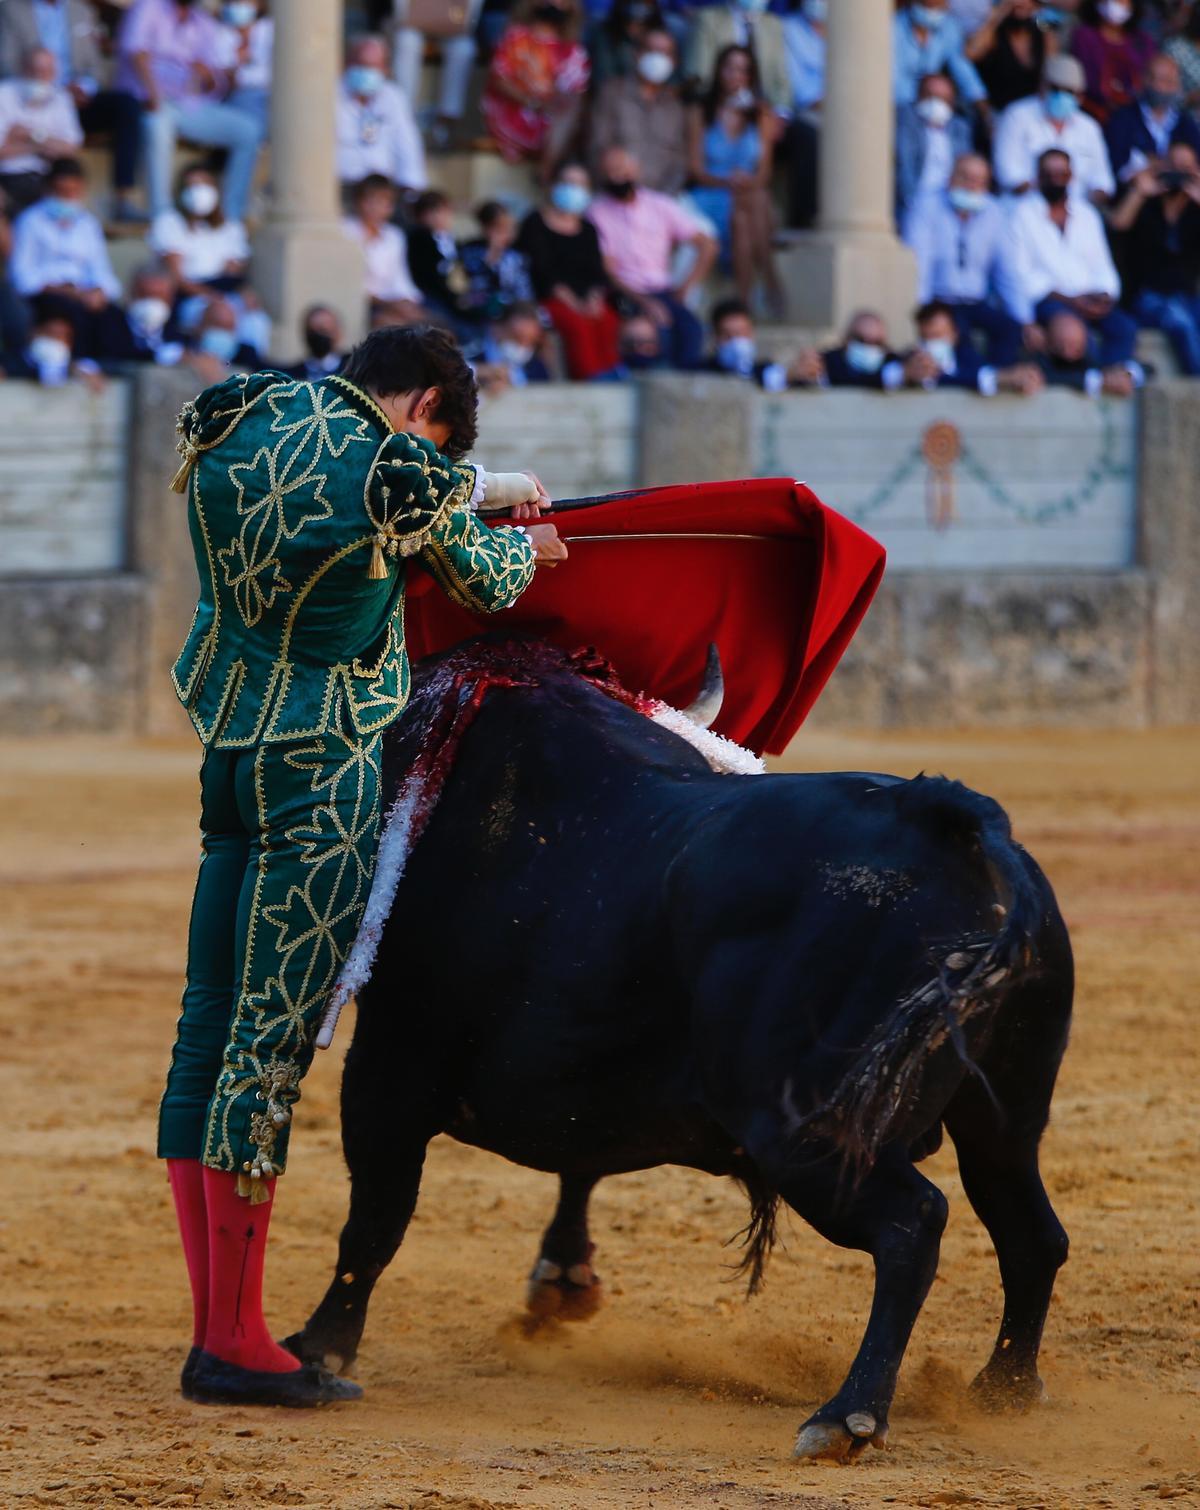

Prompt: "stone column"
[776,0,917,345]
[253,0,366,357]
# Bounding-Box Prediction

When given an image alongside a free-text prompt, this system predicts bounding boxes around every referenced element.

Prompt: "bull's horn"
[683,643,724,729]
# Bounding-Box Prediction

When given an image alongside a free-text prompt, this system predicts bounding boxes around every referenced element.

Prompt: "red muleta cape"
[405,477,886,757]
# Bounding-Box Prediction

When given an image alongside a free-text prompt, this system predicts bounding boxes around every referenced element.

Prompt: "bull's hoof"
[281,1330,355,1378]
[794,1410,888,1462]
[969,1365,1048,1413]
[525,1256,604,1324]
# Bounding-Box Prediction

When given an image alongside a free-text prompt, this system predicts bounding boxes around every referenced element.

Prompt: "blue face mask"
[909,4,945,28]
[804,0,828,22]
[736,0,770,12]
[846,340,886,374]
[550,181,591,215]
[1045,89,1078,122]
[716,335,757,374]
[346,65,383,98]
[43,195,81,223]
[223,1,257,25]
[948,186,988,215]
[199,326,239,363]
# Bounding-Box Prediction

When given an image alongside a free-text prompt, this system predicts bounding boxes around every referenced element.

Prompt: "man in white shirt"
[0,45,83,209]
[336,34,426,195]
[341,172,424,326]
[903,152,1024,364]
[1000,147,1137,366]
[993,54,1115,204]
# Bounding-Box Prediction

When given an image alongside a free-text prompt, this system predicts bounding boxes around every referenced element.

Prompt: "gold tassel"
[236,1171,273,1203]
[170,452,196,494]
[367,533,390,580]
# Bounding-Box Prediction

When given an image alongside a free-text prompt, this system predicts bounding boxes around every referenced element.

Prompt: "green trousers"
[158,725,382,1196]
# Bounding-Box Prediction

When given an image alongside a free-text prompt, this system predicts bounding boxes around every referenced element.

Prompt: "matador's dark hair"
[342,323,479,459]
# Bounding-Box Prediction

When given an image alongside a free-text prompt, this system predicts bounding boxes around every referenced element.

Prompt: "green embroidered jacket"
[170,371,536,747]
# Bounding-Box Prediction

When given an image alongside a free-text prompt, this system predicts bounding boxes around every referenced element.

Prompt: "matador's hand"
[477,470,552,518]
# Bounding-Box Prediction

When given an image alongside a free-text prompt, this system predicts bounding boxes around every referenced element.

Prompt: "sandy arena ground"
[1,726,1197,1510]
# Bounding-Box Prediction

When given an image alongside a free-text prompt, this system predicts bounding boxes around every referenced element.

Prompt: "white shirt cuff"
[468,463,486,511]
[881,360,904,391]
[1084,368,1104,398]
[977,365,998,397]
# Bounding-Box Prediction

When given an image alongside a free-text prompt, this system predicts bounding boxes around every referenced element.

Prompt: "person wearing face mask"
[587,0,666,89]
[685,0,792,116]
[901,298,1045,394]
[590,27,688,196]
[279,304,346,381]
[116,0,264,223]
[1000,146,1138,365]
[895,72,973,222]
[1069,0,1154,123]
[0,46,83,211]
[1104,51,1200,183]
[994,53,1116,200]
[2,312,75,382]
[517,163,620,379]
[159,324,559,1408]
[893,0,987,113]
[904,153,1026,365]
[483,0,590,183]
[124,264,185,366]
[215,0,273,139]
[704,297,824,391]
[337,34,426,195]
[473,301,552,390]
[151,166,250,302]
[182,295,258,382]
[820,310,906,391]
[9,156,132,365]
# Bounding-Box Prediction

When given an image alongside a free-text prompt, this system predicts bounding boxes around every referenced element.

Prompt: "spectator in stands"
[904,151,1025,364]
[618,308,666,370]
[1163,7,1200,107]
[705,296,824,390]
[0,46,83,211]
[895,72,973,221]
[8,156,132,364]
[117,0,264,223]
[406,188,472,329]
[1035,306,1141,392]
[902,297,1044,392]
[820,309,906,389]
[781,0,825,229]
[966,0,1061,112]
[1110,142,1200,372]
[1070,0,1155,121]
[589,25,688,196]
[893,1,987,111]
[518,162,620,379]
[218,0,273,137]
[341,173,423,326]
[588,143,715,369]
[0,190,33,356]
[473,301,552,391]
[461,200,535,325]
[150,163,249,300]
[686,2,791,118]
[0,0,143,223]
[1001,146,1137,363]
[124,262,185,365]
[184,293,257,381]
[1105,51,1200,181]
[687,45,780,310]
[993,53,1116,199]
[482,0,590,183]
[391,0,485,150]
[337,34,426,196]
[586,0,666,88]
[1,309,103,385]
[279,303,346,381]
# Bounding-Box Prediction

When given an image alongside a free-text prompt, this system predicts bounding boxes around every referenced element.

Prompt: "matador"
[158,324,564,1407]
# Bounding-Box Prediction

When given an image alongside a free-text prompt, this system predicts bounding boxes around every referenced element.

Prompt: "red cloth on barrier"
[405,477,886,756]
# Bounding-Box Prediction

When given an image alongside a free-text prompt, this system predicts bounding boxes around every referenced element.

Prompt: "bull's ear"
[683,643,724,729]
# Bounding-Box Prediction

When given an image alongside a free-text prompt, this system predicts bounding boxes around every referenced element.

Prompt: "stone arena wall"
[0,369,1196,736]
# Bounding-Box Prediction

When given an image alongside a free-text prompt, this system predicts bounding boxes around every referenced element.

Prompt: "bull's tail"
[786,775,1043,1180]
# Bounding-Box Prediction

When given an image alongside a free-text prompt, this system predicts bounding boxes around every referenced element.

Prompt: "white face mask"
[717,335,757,373]
[181,181,220,218]
[29,334,71,380]
[637,51,675,86]
[916,96,954,128]
[130,296,171,334]
[846,339,886,374]
[922,337,956,370]
[500,339,535,366]
[1099,0,1132,23]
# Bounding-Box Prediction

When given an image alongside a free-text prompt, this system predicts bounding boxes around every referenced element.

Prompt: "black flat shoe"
[188,1350,363,1407]
[181,1344,201,1400]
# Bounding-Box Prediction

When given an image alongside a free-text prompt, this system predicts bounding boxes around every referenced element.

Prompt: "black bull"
[291,640,1072,1460]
